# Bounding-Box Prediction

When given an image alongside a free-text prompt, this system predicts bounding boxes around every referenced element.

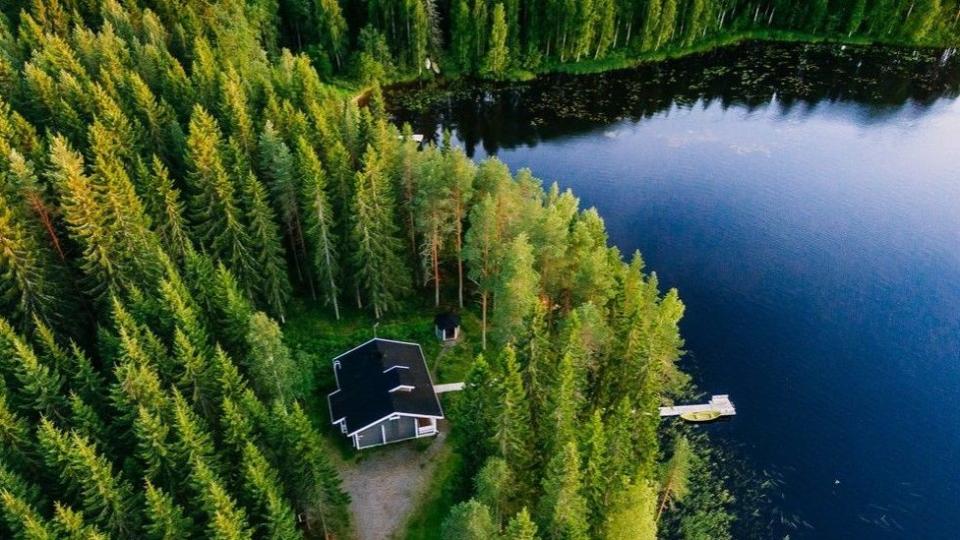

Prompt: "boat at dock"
[680,410,722,422]
[659,394,736,420]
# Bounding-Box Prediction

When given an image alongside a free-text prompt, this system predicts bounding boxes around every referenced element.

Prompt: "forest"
[0,0,948,539]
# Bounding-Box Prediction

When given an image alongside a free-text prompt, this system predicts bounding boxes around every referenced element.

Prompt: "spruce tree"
[581,409,607,533]
[240,443,300,540]
[537,441,589,540]
[0,489,54,540]
[258,121,308,289]
[504,507,540,540]
[484,4,510,77]
[143,481,194,540]
[244,312,298,406]
[144,157,191,262]
[184,106,255,292]
[134,405,175,486]
[0,318,65,420]
[475,456,512,526]
[602,480,657,540]
[493,345,534,496]
[240,173,291,322]
[452,355,497,474]
[189,458,254,540]
[276,403,349,537]
[349,146,409,318]
[0,190,61,329]
[440,499,498,540]
[656,436,692,523]
[296,137,340,319]
[491,233,540,345]
[51,502,109,540]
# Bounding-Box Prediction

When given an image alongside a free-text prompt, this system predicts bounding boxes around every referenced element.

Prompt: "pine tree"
[447,148,475,308]
[296,137,340,319]
[464,195,500,349]
[538,441,589,540]
[415,146,453,306]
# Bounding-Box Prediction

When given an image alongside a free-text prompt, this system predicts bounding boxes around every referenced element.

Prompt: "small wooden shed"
[434,312,461,342]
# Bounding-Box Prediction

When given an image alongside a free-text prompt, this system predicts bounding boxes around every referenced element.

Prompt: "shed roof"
[434,312,461,331]
[328,338,443,435]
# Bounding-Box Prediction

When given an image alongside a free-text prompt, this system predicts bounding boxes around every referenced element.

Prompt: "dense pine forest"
[0,1,951,539]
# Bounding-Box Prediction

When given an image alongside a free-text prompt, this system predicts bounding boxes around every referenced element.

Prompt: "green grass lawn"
[399,440,468,540]
[284,293,480,511]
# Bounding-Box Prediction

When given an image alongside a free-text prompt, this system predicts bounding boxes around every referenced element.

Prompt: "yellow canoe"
[680,410,722,422]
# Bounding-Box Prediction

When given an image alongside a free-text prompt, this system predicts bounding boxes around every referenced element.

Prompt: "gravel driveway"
[340,430,448,540]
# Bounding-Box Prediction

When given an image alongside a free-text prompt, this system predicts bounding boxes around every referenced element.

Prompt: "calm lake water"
[391,43,960,539]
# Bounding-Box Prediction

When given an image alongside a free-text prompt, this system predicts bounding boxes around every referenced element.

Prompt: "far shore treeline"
[0,1,946,539]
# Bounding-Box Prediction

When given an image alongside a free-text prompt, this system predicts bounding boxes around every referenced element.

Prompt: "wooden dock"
[433,382,465,394]
[659,395,736,418]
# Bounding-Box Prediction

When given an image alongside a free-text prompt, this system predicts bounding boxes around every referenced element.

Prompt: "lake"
[390,42,960,539]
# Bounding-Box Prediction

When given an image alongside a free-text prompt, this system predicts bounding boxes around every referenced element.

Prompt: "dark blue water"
[393,44,960,538]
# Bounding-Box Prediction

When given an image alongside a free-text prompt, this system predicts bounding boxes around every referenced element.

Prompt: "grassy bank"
[367,29,952,91]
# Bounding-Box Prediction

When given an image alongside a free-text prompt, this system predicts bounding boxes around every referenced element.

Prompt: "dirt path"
[340,431,447,540]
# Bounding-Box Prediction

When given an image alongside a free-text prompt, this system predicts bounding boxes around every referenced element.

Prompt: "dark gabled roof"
[434,312,460,331]
[328,339,443,435]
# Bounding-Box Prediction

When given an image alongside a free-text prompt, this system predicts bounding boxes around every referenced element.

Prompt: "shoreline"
[353,32,954,105]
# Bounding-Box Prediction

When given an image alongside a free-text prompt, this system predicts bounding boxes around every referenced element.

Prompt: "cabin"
[327,338,444,450]
[434,312,461,342]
